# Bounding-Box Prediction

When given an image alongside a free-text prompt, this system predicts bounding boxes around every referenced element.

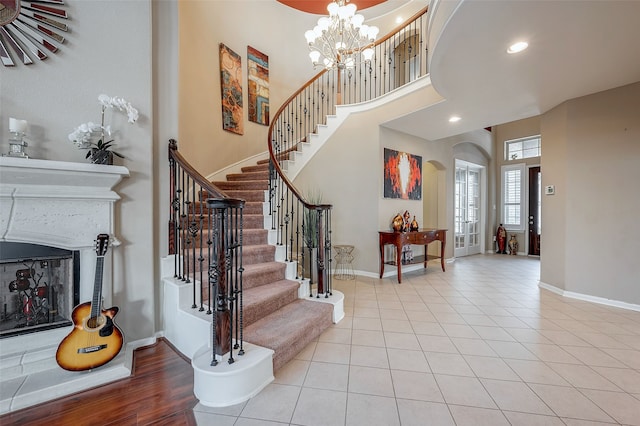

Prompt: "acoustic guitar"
[56,234,124,371]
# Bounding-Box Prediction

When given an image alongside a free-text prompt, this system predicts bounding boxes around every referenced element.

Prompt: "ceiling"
[278,0,387,15]
[380,0,640,141]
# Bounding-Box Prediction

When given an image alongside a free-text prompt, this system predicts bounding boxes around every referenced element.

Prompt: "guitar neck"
[90,256,105,319]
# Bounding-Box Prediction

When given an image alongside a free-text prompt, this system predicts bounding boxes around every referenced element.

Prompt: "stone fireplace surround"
[0,157,132,414]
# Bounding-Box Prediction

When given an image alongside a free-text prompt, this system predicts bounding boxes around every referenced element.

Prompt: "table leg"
[440,239,446,272]
[423,244,428,268]
[396,242,402,283]
[379,242,384,278]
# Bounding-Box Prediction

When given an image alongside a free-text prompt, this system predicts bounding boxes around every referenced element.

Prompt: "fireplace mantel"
[0,157,129,249]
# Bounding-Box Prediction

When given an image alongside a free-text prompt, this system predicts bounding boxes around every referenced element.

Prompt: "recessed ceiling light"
[449,116,461,123]
[507,41,528,54]
[396,16,403,24]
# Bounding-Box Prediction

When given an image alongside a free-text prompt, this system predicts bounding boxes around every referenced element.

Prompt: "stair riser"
[241,164,269,173]
[243,264,287,289]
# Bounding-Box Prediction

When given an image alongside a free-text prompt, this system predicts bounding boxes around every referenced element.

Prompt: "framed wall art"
[219,43,243,135]
[247,46,269,126]
[383,148,422,200]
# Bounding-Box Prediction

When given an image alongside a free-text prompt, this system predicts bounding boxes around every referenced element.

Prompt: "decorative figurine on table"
[403,210,411,231]
[392,213,404,231]
[496,223,507,254]
[410,215,419,231]
[401,244,413,263]
[508,234,519,255]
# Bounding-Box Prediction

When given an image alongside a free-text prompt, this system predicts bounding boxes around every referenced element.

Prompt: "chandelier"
[304,0,380,70]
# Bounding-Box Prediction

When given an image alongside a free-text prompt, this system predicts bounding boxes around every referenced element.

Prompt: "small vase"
[89,148,113,165]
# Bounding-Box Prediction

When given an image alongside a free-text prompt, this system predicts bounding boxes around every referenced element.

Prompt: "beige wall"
[538,106,567,289]
[1,1,157,341]
[176,0,417,177]
[293,85,491,275]
[541,82,640,304]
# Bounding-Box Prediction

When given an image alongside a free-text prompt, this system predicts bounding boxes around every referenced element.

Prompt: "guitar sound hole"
[86,316,104,329]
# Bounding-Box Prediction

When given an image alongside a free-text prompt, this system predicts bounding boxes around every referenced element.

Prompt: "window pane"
[502,165,523,229]
[504,205,520,226]
[505,135,541,160]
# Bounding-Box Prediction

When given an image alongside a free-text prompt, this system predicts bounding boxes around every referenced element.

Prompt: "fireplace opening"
[0,242,80,338]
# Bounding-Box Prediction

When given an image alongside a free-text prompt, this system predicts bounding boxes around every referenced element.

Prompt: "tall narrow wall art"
[383,148,422,200]
[247,46,269,126]
[219,43,243,135]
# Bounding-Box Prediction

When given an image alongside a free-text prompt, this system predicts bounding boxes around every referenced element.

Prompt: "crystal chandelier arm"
[305,0,379,70]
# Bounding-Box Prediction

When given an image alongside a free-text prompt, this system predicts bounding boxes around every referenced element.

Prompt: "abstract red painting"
[383,148,422,200]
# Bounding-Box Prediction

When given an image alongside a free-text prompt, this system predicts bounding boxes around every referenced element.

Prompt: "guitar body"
[56,302,123,371]
[56,234,124,371]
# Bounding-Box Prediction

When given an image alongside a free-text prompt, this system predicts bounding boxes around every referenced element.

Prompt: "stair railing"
[168,139,245,366]
[267,7,428,293]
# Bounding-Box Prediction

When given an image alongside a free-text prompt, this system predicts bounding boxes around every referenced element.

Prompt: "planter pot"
[89,149,114,165]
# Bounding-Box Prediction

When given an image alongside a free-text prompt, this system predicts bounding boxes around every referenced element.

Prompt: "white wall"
[1,1,157,341]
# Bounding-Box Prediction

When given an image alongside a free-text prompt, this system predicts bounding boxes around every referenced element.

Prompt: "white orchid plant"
[68,94,139,160]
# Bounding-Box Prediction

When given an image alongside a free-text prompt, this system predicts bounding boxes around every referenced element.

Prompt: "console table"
[379,229,447,283]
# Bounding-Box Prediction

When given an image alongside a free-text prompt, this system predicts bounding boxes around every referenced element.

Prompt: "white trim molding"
[538,281,640,312]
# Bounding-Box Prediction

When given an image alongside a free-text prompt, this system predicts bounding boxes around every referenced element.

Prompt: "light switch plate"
[545,185,555,195]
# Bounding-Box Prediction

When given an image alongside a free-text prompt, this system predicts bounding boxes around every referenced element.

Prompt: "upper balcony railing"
[266,6,429,291]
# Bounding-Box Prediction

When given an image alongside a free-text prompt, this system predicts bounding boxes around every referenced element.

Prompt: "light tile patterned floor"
[194,255,640,425]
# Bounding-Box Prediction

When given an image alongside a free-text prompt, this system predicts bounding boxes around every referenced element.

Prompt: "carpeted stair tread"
[241,163,269,173]
[242,261,287,289]
[244,299,333,371]
[182,227,267,247]
[227,171,269,181]
[186,243,277,269]
[220,189,266,202]
[243,280,300,328]
[184,200,263,216]
[212,180,269,191]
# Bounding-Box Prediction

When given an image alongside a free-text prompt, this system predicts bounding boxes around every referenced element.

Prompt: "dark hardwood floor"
[0,338,198,426]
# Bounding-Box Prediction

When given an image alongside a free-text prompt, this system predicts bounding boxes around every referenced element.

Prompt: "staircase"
[211,159,335,372]
[162,154,344,407]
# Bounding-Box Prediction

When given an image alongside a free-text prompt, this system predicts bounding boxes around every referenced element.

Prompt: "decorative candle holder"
[6,131,29,158]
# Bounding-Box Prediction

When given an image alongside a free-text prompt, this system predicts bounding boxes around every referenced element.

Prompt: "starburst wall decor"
[0,0,69,67]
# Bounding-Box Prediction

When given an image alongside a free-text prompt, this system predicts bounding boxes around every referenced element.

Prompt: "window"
[505,135,541,161]
[501,163,525,231]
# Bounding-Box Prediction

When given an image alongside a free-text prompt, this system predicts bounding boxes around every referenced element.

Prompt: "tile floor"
[193,254,640,425]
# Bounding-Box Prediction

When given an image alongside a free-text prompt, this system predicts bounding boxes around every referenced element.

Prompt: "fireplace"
[0,242,80,338]
[0,156,129,414]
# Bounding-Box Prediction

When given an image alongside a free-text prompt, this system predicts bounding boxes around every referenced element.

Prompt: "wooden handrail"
[169,139,233,201]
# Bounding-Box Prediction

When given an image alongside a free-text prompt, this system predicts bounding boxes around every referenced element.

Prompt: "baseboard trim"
[355,257,456,280]
[538,281,640,312]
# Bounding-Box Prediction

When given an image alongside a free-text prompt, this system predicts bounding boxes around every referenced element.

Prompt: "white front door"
[454,161,483,257]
